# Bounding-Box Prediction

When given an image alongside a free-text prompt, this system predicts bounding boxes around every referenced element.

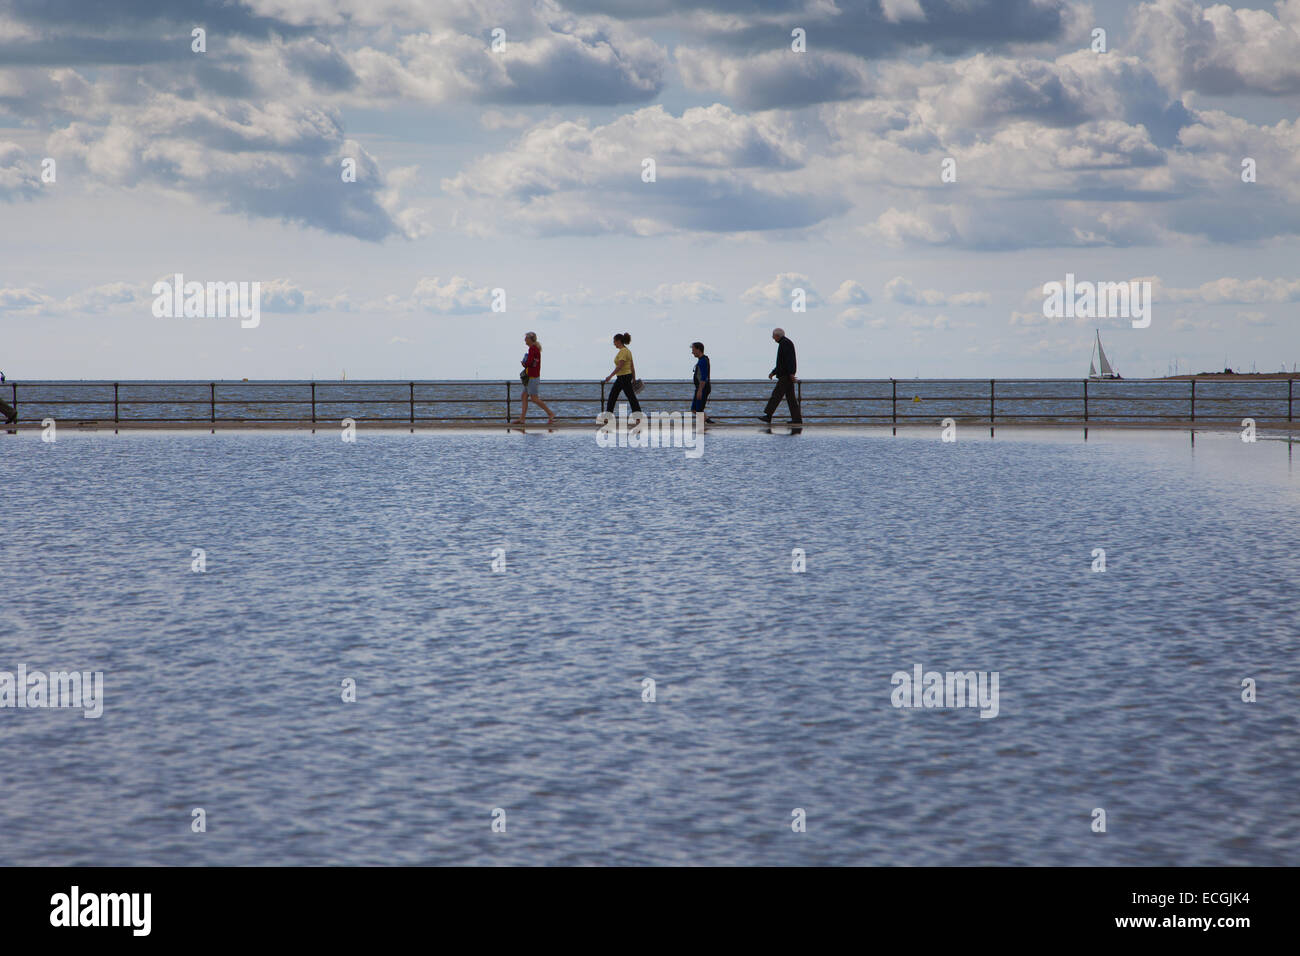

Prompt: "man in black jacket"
[759,328,801,424]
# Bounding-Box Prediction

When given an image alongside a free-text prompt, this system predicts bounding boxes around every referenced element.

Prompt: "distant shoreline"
[1160,372,1298,380]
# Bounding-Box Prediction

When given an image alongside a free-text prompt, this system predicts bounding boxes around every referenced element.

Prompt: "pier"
[2,378,1296,431]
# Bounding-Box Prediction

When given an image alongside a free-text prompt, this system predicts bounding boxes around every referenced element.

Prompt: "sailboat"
[1088,329,1121,380]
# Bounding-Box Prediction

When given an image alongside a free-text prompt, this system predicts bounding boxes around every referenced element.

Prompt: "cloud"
[610,281,724,305]
[260,279,356,313]
[741,272,822,308]
[577,0,1075,58]
[480,110,533,130]
[677,47,874,110]
[0,0,673,239]
[829,280,871,305]
[1134,0,1300,96]
[44,98,424,240]
[834,306,872,328]
[884,276,989,306]
[0,142,41,200]
[409,276,499,314]
[1155,276,1300,304]
[0,285,51,313]
[349,18,665,106]
[442,104,845,236]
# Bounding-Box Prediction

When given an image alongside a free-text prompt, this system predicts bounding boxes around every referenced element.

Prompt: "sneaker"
[756,415,771,423]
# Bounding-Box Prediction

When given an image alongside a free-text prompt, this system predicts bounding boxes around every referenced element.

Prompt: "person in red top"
[514,331,555,425]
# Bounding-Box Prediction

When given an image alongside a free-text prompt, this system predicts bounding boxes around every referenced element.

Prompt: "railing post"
[1083,379,1088,422]
[409,381,415,424]
[1190,379,1195,422]
[210,382,216,424]
[797,379,802,407]
[891,378,897,424]
[1289,378,1293,423]
[600,380,605,416]
[311,382,316,424]
[114,382,119,424]
[10,382,16,424]
[990,378,995,423]
[506,381,511,422]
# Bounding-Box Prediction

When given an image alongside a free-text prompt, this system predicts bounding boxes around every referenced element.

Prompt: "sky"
[2,0,1299,381]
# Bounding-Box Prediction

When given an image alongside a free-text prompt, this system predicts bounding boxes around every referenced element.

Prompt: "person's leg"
[622,376,641,413]
[515,391,530,423]
[0,398,14,424]
[762,380,783,420]
[534,395,555,422]
[784,376,802,423]
[606,378,625,413]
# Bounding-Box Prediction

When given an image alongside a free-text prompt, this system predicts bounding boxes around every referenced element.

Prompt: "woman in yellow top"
[603,332,641,412]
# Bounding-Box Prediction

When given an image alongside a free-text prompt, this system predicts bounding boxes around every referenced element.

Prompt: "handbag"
[519,369,529,385]
[633,378,644,393]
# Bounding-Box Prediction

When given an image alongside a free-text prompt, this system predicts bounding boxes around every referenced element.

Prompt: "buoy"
[912,396,921,402]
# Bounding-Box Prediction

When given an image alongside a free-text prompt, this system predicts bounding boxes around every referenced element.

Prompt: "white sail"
[1096,331,1115,377]
[1089,358,1098,377]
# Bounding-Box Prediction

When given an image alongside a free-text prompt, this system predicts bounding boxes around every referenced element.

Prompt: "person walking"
[690,342,714,423]
[604,332,641,413]
[514,331,555,425]
[759,328,801,424]
[0,371,15,425]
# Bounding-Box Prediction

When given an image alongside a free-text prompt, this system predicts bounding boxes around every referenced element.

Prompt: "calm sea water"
[1,428,1297,866]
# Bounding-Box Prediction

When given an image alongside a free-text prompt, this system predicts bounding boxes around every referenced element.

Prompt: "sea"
[1,426,1297,865]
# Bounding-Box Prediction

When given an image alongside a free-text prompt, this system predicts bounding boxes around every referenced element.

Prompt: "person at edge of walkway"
[690,342,714,423]
[759,328,801,425]
[604,332,641,414]
[514,331,555,425]
[0,371,15,425]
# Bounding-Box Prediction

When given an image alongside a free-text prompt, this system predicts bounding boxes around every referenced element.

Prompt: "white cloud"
[1134,0,1300,95]
[884,276,990,306]
[409,275,498,314]
[741,272,823,309]
[829,280,871,305]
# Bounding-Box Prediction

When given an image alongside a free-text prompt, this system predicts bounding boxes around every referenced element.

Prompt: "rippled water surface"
[1,428,1297,865]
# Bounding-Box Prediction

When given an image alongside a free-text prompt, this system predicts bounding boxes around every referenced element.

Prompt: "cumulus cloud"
[0,141,41,200]
[260,279,356,313]
[1134,0,1300,96]
[584,0,1075,58]
[829,280,871,305]
[443,104,845,236]
[834,306,872,328]
[1155,276,1300,304]
[610,281,724,305]
[677,47,874,110]
[884,276,990,306]
[741,272,823,308]
[410,276,499,314]
[0,0,671,239]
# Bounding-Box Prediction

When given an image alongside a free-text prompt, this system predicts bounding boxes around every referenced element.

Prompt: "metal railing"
[2,378,1294,427]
